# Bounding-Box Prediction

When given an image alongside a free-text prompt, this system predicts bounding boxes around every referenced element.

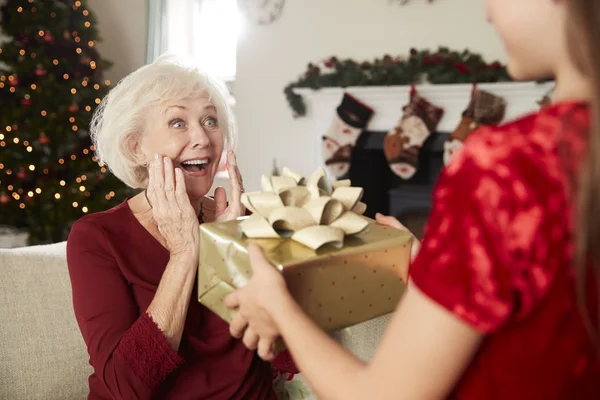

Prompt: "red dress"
[67,201,295,400]
[410,101,599,399]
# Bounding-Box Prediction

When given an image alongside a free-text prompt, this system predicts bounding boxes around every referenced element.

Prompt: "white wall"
[234,0,507,191]
[87,0,148,83]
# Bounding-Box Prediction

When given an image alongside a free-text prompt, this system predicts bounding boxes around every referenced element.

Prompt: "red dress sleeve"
[409,128,566,333]
[67,219,184,399]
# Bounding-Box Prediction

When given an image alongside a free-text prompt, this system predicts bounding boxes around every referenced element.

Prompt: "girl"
[225,0,600,398]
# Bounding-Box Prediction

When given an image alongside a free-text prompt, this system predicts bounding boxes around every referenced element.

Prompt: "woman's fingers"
[227,151,245,216]
[214,186,227,217]
[152,155,169,215]
[174,168,192,213]
[163,157,178,210]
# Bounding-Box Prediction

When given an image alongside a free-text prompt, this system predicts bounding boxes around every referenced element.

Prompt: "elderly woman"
[66,56,294,400]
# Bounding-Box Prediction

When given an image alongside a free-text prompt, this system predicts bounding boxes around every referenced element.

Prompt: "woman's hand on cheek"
[146,154,200,259]
[224,244,289,360]
[214,150,246,222]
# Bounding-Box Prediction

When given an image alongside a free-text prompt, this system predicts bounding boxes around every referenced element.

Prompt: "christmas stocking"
[383,88,444,179]
[322,93,374,179]
[443,88,506,165]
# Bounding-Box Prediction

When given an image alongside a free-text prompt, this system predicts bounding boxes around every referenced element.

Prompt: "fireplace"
[349,130,447,239]
[293,82,552,238]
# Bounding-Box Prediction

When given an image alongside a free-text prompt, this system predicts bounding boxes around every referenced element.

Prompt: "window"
[149,0,242,86]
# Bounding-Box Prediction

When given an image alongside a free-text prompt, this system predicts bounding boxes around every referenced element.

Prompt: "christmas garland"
[284,47,512,117]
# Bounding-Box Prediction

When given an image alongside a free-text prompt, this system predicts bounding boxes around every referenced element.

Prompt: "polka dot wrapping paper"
[198,216,412,333]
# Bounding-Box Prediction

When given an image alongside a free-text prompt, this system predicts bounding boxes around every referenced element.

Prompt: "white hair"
[90,54,236,189]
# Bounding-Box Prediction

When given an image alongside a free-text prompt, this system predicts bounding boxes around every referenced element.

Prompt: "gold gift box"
[198,217,412,332]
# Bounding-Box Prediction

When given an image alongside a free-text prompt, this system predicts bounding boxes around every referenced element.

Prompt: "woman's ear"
[128,134,148,166]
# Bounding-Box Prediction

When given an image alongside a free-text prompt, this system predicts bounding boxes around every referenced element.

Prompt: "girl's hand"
[146,154,200,258]
[212,150,246,222]
[224,244,289,361]
[375,213,422,263]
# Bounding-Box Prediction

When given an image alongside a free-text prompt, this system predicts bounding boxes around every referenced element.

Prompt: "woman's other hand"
[146,154,200,259]
[212,150,246,223]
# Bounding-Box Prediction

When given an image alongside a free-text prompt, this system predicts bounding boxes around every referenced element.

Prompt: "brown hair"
[566,0,600,350]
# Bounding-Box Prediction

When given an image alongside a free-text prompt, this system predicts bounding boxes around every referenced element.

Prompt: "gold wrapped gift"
[198,168,412,332]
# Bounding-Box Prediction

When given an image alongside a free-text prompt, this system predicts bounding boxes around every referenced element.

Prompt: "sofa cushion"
[0,242,91,400]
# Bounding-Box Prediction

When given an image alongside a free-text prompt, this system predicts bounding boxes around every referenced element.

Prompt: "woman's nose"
[190,125,210,149]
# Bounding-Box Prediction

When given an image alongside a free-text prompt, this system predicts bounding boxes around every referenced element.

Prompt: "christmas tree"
[0,0,132,245]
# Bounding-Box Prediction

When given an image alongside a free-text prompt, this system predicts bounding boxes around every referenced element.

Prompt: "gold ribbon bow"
[240,167,370,250]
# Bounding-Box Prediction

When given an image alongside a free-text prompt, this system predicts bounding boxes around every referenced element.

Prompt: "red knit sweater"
[67,200,296,400]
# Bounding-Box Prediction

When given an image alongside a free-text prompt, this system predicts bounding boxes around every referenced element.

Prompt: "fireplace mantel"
[294,82,554,172]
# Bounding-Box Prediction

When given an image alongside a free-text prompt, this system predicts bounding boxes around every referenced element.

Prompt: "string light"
[85,106,91,112]
[76,178,82,183]
[71,88,77,94]
[85,192,90,197]
[1,142,6,147]
[26,146,33,152]
[76,48,82,54]
[19,49,26,56]
[0,163,3,169]
[17,188,23,194]
[31,53,36,59]
[83,149,89,155]
[0,83,4,88]
[63,73,69,79]
[13,193,20,200]
[82,207,89,213]
[75,1,82,6]
[81,175,87,181]
[38,30,44,36]
[100,167,107,173]
[72,202,78,208]
[84,21,91,28]
[41,110,47,116]
[30,84,36,90]
[88,41,94,47]
[105,80,111,86]
[9,87,16,93]
[0,134,4,140]
[6,169,11,175]
[19,204,25,209]
[13,138,19,144]
[110,191,115,197]
[90,145,95,151]
[79,186,85,192]
[72,126,78,132]
[7,185,13,191]
[54,193,61,199]
[28,165,35,171]
[27,191,33,197]
[104,194,110,200]
[6,126,12,132]
[35,188,41,194]
[95,98,101,104]
[75,37,81,43]
[82,81,88,87]
[17,6,23,12]
[93,84,99,90]
[90,61,96,70]
[23,140,29,146]
[53,59,59,65]
[60,180,66,186]
[69,117,75,123]
[43,168,48,174]
[91,156,98,162]
[83,9,89,16]
[71,154,77,160]
[58,159,65,165]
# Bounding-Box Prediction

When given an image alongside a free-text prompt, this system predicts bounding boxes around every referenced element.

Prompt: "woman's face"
[138,95,225,200]
[485,0,565,81]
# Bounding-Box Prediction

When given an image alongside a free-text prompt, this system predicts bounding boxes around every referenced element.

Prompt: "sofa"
[0,242,392,399]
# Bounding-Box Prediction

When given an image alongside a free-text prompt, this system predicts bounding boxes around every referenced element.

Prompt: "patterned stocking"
[384,88,444,179]
[322,93,374,179]
[443,87,506,165]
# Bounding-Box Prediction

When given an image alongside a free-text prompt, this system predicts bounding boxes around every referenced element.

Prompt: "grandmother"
[66,55,294,400]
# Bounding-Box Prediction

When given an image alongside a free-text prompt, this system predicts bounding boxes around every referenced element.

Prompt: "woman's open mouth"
[180,158,211,176]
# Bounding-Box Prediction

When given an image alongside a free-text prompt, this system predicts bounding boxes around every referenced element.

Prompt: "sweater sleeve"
[66,219,184,399]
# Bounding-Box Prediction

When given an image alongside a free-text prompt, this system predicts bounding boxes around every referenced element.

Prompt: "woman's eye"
[204,117,218,127]
[170,119,185,129]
